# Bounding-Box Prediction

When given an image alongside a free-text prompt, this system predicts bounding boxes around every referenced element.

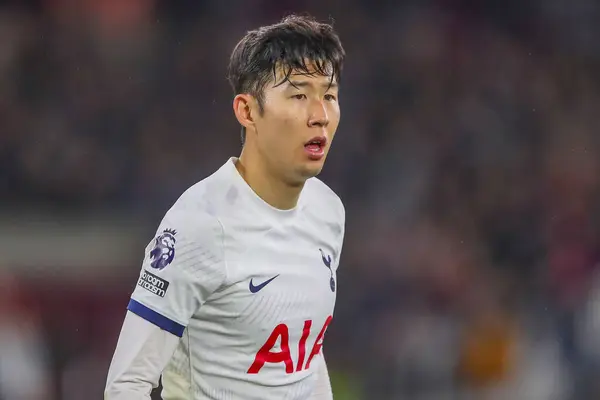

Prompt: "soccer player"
[105,14,346,400]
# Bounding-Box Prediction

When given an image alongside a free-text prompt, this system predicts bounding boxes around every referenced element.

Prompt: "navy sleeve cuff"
[127,299,186,337]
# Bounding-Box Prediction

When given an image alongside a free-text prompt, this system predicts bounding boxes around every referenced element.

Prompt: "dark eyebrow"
[286,80,339,90]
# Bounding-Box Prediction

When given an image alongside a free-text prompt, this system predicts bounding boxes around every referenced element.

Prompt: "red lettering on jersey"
[248,316,333,374]
[247,323,293,374]
[296,320,312,372]
[305,315,332,370]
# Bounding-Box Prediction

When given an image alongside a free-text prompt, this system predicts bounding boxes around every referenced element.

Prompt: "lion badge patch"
[149,229,177,270]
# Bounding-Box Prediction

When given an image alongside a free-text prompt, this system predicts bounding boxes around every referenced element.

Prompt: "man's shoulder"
[303,177,345,221]
[170,160,235,216]
[159,166,232,242]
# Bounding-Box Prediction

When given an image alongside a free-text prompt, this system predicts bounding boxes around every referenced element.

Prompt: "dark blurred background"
[3,0,600,399]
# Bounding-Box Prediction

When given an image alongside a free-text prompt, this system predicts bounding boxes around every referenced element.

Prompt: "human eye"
[291,93,307,100]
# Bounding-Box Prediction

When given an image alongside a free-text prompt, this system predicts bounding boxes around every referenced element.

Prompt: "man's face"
[251,64,340,185]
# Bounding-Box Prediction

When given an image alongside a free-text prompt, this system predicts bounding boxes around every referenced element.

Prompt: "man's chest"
[214,227,336,316]
[183,215,342,378]
[197,224,338,342]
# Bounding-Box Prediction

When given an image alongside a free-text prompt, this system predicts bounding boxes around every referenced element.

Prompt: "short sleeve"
[128,209,226,337]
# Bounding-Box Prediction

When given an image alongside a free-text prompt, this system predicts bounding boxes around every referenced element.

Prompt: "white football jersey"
[128,157,345,400]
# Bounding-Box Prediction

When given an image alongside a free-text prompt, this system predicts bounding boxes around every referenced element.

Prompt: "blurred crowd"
[3,0,600,399]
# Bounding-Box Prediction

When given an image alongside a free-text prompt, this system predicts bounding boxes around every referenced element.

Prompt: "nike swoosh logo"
[249,275,279,293]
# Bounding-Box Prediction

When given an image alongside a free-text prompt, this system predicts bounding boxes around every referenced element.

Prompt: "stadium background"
[2,0,600,399]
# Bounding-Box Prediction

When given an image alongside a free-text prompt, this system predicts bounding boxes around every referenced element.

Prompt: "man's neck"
[236,150,303,210]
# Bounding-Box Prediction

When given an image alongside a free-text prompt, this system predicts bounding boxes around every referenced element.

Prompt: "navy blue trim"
[127,299,185,337]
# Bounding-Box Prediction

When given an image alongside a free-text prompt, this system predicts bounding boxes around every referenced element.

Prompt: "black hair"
[227,14,345,145]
